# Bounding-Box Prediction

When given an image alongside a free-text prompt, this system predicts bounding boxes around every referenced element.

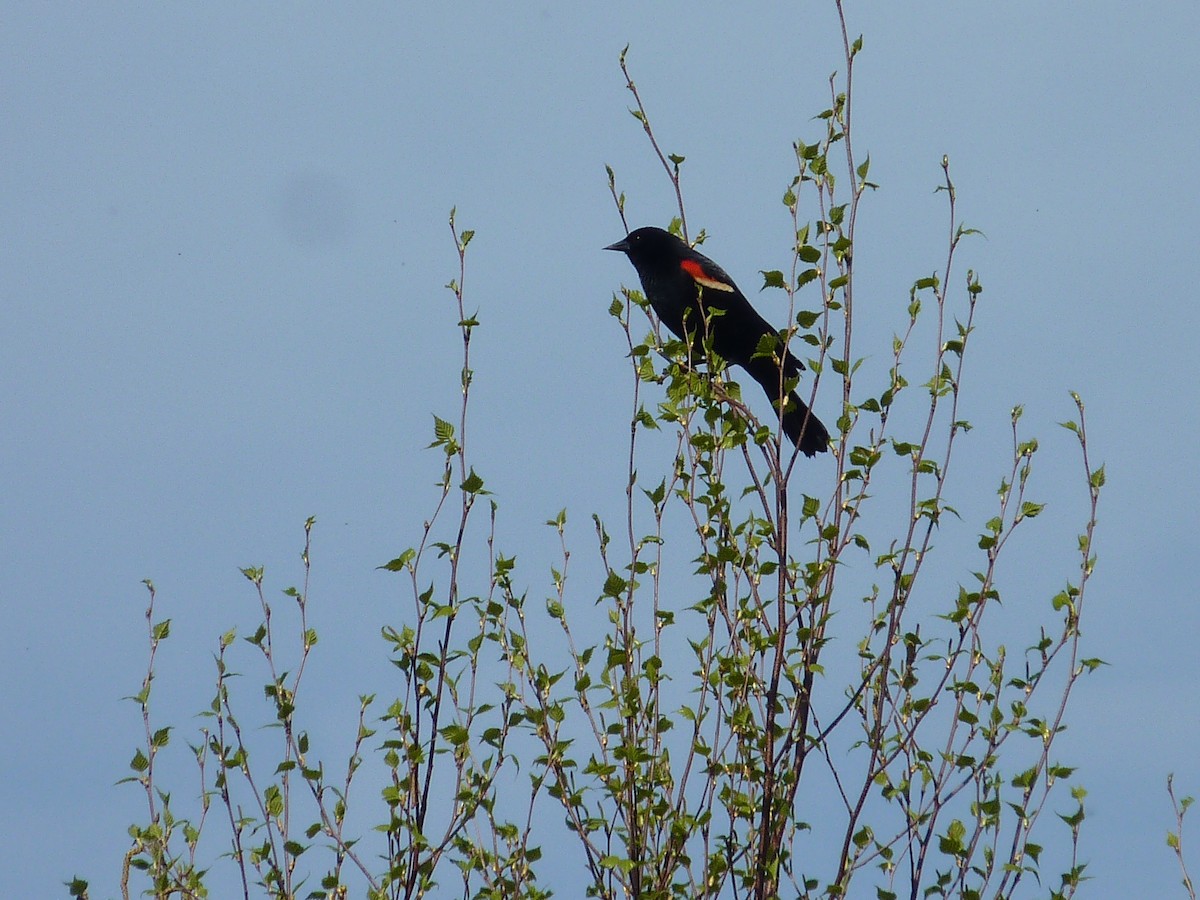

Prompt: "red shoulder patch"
[680,258,735,292]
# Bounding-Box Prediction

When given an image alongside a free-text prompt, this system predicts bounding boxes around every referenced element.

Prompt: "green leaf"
[461,468,485,494]
[431,415,456,446]
[795,309,820,328]
[761,269,786,290]
[378,548,416,572]
[1012,766,1038,789]
[796,268,820,290]
[752,333,780,361]
[441,724,470,746]
[938,819,966,856]
[643,480,666,505]
[603,570,628,598]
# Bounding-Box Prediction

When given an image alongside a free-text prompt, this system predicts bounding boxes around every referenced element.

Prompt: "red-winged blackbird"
[606,226,830,456]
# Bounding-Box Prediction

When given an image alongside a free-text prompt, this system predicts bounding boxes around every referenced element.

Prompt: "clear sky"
[4,2,1198,896]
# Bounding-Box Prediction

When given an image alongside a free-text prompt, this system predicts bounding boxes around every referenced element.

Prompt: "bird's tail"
[781,392,831,457]
[746,358,830,456]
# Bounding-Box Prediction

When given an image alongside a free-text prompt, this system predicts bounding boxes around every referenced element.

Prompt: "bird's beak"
[604,238,630,253]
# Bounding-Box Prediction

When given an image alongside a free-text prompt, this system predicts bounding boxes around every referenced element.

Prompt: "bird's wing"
[678,257,737,293]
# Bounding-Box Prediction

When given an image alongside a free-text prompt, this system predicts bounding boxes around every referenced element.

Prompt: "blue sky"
[3,2,1198,896]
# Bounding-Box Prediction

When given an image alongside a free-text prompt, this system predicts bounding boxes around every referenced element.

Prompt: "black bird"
[606,226,830,456]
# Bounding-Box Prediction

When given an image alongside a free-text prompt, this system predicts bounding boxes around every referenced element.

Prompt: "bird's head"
[604,226,687,274]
